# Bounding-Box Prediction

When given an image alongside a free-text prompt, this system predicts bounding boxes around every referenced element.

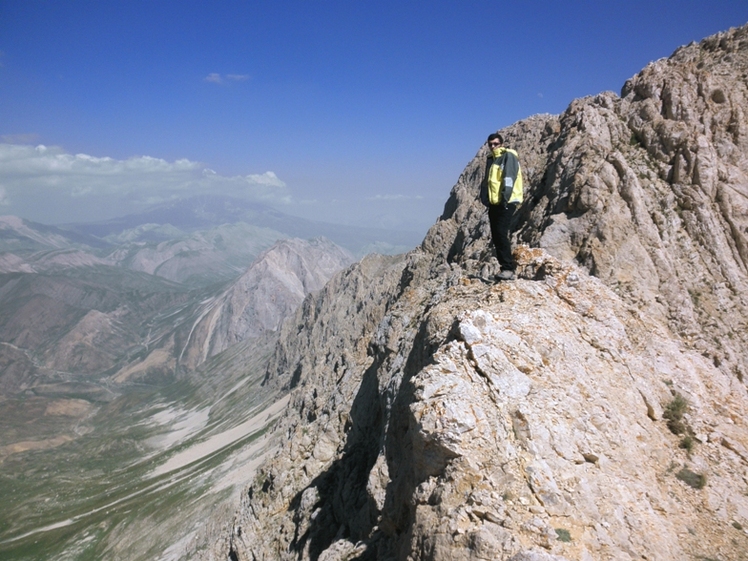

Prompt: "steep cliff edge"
[212,25,748,561]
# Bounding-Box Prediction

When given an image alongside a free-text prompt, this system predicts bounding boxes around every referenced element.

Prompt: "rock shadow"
[287,348,386,560]
[287,312,445,560]
[376,317,452,559]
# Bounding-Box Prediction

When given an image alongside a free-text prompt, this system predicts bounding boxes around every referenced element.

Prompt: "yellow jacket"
[481,147,523,206]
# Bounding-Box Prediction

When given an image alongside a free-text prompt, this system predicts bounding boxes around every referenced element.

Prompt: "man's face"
[488,139,502,149]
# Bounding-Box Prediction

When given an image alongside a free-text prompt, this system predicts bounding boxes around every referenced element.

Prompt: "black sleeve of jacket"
[479,157,491,207]
[501,151,519,203]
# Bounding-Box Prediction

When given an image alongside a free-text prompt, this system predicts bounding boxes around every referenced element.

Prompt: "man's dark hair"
[487,132,504,144]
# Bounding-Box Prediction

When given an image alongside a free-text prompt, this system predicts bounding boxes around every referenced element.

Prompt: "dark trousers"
[488,204,517,270]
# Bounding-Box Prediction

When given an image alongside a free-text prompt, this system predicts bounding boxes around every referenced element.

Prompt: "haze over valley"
[0,200,364,559]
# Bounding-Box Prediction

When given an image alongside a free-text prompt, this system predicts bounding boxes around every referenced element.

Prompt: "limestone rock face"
[179,237,353,368]
[212,25,748,561]
[518,25,748,382]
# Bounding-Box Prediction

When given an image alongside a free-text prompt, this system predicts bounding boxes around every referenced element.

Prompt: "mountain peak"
[211,24,748,561]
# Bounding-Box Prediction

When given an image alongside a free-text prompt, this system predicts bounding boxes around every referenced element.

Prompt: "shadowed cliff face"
[215,25,748,561]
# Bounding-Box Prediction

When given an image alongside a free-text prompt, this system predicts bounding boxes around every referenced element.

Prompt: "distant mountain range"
[1,195,422,287]
[59,195,424,255]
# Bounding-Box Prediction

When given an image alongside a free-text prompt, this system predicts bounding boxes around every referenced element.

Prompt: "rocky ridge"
[208,24,748,561]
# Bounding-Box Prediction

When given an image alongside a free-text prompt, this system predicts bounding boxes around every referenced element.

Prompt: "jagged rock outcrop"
[526,29,748,381]
[178,237,353,369]
[209,25,748,561]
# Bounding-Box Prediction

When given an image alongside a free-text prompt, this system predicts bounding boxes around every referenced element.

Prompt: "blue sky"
[0,1,746,234]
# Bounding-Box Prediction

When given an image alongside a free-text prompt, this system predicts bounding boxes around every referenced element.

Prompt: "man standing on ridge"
[480,132,524,281]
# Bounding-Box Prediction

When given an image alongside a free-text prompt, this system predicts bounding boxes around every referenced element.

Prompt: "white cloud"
[366,194,424,201]
[204,73,250,85]
[0,143,290,224]
[246,171,285,187]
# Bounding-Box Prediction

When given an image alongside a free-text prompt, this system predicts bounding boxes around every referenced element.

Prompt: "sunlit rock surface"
[205,24,748,561]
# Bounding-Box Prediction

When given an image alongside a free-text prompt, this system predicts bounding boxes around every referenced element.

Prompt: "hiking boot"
[496,269,516,281]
